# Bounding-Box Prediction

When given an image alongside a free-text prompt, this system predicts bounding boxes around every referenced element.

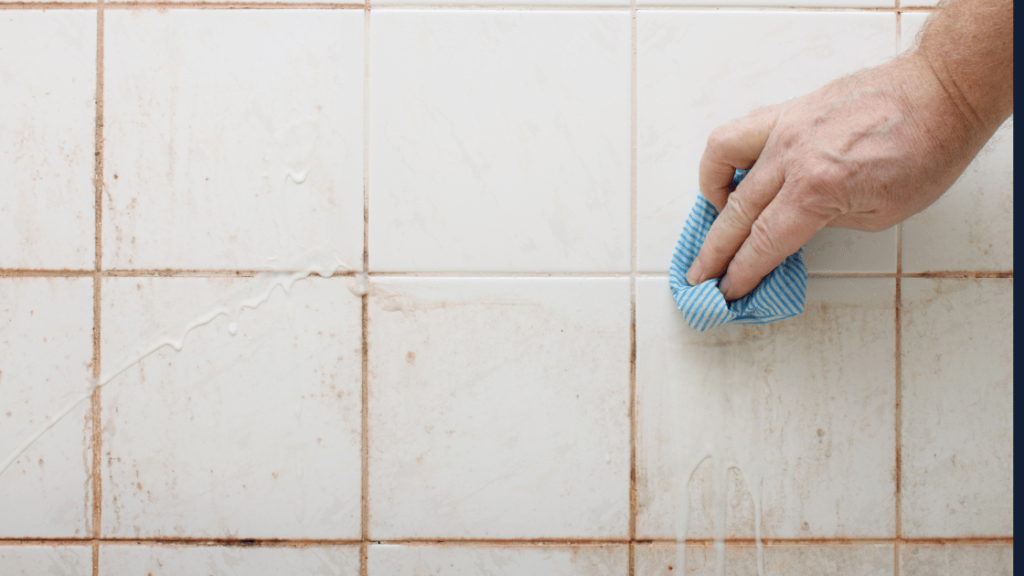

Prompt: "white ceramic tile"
[0,12,95,269]
[900,279,1013,538]
[900,544,1013,576]
[637,12,897,273]
[99,545,361,576]
[640,0,888,8]
[0,546,92,576]
[367,278,631,538]
[0,278,93,537]
[635,543,894,576]
[900,116,1013,273]
[900,13,1013,273]
[635,277,896,539]
[899,0,937,8]
[100,277,363,538]
[369,12,631,273]
[368,545,628,576]
[103,11,364,271]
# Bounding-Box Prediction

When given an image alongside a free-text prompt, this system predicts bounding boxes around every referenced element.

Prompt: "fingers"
[717,186,834,300]
[685,161,785,287]
[698,107,780,211]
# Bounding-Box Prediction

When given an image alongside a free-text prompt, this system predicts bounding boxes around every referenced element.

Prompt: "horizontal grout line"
[106,2,366,7]
[0,1,99,7]
[0,269,1012,279]
[900,271,1013,279]
[0,537,1013,547]
[0,2,914,9]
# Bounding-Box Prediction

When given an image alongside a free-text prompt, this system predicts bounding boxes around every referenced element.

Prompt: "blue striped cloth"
[669,169,807,332]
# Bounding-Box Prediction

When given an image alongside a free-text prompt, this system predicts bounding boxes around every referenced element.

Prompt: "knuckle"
[706,125,735,153]
[722,192,758,227]
[746,218,784,260]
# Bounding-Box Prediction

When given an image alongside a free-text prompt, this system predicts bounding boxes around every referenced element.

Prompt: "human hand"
[685,54,1003,300]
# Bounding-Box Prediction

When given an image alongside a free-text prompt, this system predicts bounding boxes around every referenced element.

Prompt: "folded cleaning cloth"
[669,169,807,332]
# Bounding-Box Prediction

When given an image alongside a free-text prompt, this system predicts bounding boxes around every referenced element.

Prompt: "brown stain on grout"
[622,0,638,569]
[0,2,928,9]
[2,270,1010,279]
[91,2,105,575]
[1,536,1012,546]
[360,2,371,575]
[902,271,1013,278]
[893,221,901,576]
[627,0,638,572]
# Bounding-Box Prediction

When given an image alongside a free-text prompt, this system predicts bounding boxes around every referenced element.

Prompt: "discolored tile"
[635,277,896,539]
[0,278,94,537]
[900,279,1013,537]
[0,12,96,269]
[99,545,360,576]
[367,278,631,538]
[637,11,897,274]
[369,11,631,273]
[103,11,365,271]
[368,544,628,576]
[100,277,363,538]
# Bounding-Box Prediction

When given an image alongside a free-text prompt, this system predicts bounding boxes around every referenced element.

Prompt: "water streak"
[665,334,769,576]
[0,245,352,477]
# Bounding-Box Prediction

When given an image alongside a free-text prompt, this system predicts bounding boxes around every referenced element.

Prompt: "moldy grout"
[90,1,105,574]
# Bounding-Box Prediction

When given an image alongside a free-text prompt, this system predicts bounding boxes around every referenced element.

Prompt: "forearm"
[912,0,1014,134]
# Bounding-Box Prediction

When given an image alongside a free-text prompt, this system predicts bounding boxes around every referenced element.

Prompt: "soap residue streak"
[664,335,771,576]
[0,245,355,476]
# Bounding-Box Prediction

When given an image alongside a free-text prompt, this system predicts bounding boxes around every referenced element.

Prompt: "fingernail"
[719,276,732,300]
[685,262,703,286]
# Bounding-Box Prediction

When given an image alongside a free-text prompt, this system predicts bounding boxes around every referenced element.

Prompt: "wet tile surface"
[369,11,631,272]
[367,278,631,538]
[900,279,1013,538]
[368,544,628,575]
[0,12,96,269]
[635,277,896,539]
[0,278,94,537]
[99,277,363,538]
[99,545,361,576]
[637,11,896,274]
[103,11,365,271]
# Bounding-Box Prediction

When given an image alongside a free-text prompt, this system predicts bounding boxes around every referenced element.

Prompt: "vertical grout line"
[91,2,105,574]
[892,14,903,576]
[627,0,638,573]
[893,213,903,576]
[360,2,371,575]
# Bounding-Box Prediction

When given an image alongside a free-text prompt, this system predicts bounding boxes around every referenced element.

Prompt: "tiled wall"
[0,0,1012,574]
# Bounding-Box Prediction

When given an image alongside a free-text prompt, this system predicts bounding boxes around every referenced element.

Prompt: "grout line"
[894,225,903,550]
[627,0,638,569]
[91,2,105,574]
[360,3,371,574]
[0,269,1014,279]
[1,536,1012,546]
[0,2,926,9]
[105,1,366,7]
